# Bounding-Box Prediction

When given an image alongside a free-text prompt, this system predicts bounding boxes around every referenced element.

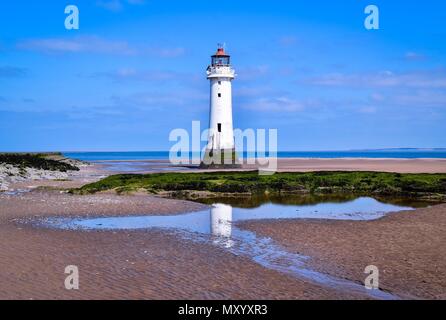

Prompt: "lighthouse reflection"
[210,203,234,248]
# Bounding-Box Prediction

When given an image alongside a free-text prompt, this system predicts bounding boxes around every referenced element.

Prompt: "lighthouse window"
[218,123,222,133]
[218,81,221,85]
[212,56,230,66]
[218,93,222,98]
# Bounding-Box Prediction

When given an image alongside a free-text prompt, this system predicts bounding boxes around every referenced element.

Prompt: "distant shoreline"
[88,157,446,162]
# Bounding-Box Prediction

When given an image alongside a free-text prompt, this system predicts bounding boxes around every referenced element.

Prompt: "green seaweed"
[73,171,446,200]
[0,153,79,172]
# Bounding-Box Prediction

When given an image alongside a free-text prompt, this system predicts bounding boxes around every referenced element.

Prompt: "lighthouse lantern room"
[202,45,239,168]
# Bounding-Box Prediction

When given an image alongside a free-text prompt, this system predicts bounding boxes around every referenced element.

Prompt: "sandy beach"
[247,158,446,173]
[240,204,446,299]
[0,190,362,300]
[0,158,445,300]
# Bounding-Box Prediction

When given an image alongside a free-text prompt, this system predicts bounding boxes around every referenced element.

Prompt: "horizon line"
[3,148,446,154]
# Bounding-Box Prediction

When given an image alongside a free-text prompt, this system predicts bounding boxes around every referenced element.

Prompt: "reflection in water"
[198,199,412,299]
[197,193,437,209]
[55,197,415,232]
[38,197,422,299]
[40,197,422,299]
[198,193,359,208]
[210,204,233,247]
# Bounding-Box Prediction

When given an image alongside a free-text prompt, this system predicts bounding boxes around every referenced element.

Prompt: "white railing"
[207,66,235,77]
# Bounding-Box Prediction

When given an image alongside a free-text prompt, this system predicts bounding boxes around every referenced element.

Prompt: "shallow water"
[94,161,190,173]
[58,197,413,232]
[41,197,420,299]
[0,189,32,197]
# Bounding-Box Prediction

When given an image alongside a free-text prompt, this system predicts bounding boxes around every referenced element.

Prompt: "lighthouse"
[202,45,240,168]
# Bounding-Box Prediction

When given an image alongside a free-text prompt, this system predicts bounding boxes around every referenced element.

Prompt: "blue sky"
[0,0,445,151]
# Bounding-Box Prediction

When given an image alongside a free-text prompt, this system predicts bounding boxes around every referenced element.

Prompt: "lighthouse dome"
[211,47,230,66]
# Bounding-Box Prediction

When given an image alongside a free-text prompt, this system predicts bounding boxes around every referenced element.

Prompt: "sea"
[64,150,446,162]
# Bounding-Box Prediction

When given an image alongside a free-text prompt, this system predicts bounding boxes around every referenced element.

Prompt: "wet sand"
[51,158,446,175]
[250,158,446,173]
[0,190,363,300]
[1,159,445,300]
[101,158,446,173]
[240,204,446,299]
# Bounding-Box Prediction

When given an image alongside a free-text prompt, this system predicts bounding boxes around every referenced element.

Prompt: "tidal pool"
[55,197,414,232]
[93,160,190,173]
[41,196,428,300]
[0,189,32,197]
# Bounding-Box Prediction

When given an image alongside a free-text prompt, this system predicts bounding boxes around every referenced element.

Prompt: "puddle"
[93,161,190,173]
[54,197,413,231]
[39,197,419,299]
[1,189,32,196]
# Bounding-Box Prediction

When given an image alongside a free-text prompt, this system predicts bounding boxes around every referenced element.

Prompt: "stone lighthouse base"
[200,148,242,169]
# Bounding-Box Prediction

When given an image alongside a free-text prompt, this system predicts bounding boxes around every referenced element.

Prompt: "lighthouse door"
[215,123,222,150]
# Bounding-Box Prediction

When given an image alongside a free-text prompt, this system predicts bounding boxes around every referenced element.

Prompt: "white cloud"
[405,52,426,61]
[17,36,185,58]
[304,69,446,89]
[96,0,145,12]
[370,93,385,102]
[242,97,308,112]
[237,65,270,81]
[145,46,185,58]
[358,106,377,114]
[234,86,287,98]
[111,90,208,111]
[96,0,123,11]
[17,36,136,55]
[278,36,298,47]
[392,90,446,108]
[93,68,198,83]
[126,0,146,4]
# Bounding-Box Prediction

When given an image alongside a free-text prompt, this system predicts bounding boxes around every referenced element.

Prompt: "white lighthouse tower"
[202,45,239,168]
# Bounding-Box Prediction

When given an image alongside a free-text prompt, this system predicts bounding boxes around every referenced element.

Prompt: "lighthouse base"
[200,148,241,169]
